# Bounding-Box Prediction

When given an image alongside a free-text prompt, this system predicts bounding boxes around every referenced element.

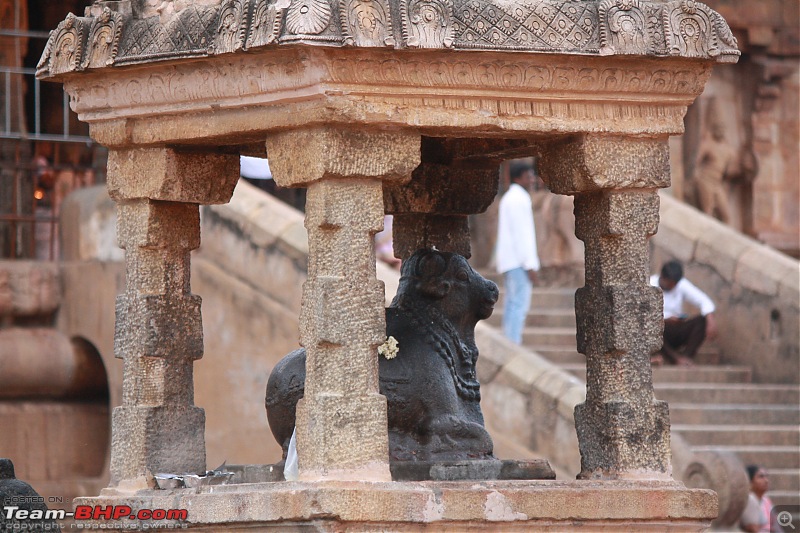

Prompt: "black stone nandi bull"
[266,249,500,462]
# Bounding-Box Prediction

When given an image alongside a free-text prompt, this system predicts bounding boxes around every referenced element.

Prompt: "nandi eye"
[455,270,469,282]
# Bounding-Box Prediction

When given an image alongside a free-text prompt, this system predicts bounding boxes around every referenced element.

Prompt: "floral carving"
[215,0,251,54]
[35,0,739,76]
[401,0,453,48]
[599,0,648,55]
[38,13,89,76]
[82,7,123,68]
[340,0,395,47]
[285,0,332,35]
[663,0,738,61]
[246,0,287,48]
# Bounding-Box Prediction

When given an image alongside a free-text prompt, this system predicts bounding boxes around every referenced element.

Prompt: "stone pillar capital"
[385,137,499,259]
[539,135,670,195]
[266,127,421,188]
[107,148,239,204]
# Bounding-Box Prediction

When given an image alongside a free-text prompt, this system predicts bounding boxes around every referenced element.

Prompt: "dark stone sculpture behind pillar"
[266,249,499,462]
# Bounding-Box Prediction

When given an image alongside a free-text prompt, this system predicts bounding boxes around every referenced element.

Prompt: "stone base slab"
[77,479,716,531]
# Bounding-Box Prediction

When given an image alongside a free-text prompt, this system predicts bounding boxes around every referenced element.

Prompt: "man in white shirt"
[650,260,718,365]
[496,161,541,344]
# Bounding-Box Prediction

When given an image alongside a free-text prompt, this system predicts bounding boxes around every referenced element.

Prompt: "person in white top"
[650,260,718,366]
[496,161,541,344]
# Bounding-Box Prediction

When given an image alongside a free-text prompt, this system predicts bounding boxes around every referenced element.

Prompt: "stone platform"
[77,479,716,531]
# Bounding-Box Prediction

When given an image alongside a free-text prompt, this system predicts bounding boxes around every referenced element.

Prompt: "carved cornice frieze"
[37,0,739,79]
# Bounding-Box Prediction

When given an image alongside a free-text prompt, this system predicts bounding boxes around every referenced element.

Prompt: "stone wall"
[652,192,799,384]
[672,0,799,256]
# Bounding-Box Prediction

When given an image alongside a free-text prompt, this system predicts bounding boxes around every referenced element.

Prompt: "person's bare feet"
[675,356,694,367]
[650,353,664,366]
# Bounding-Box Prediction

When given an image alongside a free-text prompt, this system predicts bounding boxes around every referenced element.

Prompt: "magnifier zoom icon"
[777,510,795,530]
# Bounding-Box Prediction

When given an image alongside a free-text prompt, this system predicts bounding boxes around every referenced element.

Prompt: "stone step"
[488,308,577,329]
[766,469,800,492]
[669,404,800,426]
[560,364,752,384]
[530,347,586,364]
[672,425,800,447]
[770,490,800,508]
[654,383,800,405]
[691,445,800,469]
[524,341,721,362]
[495,286,577,309]
[522,327,576,347]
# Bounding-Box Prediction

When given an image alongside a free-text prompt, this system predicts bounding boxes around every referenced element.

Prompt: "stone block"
[110,405,205,484]
[557,384,587,420]
[778,265,800,307]
[299,277,385,346]
[576,191,659,241]
[121,356,196,406]
[736,246,795,297]
[114,293,204,360]
[393,214,471,258]
[295,393,390,480]
[384,165,498,215]
[303,344,382,397]
[72,479,719,529]
[474,324,518,383]
[694,224,750,283]
[498,351,558,394]
[575,286,662,356]
[0,261,60,317]
[651,224,697,264]
[390,459,554,481]
[267,127,420,187]
[107,148,239,204]
[541,135,670,195]
[575,398,671,478]
[117,200,200,250]
[482,381,536,450]
[305,179,385,231]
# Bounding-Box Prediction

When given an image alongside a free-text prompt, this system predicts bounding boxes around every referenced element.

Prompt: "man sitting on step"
[650,260,718,366]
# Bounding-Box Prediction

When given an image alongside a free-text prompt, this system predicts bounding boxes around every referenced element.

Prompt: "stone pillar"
[385,138,499,259]
[267,127,420,481]
[540,135,671,480]
[107,148,239,484]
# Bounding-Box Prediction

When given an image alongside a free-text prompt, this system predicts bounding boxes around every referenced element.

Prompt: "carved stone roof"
[37,0,738,79]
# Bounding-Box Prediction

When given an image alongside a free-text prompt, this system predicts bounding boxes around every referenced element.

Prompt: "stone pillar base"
[295,394,391,482]
[77,479,717,531]
[110,406,205,481]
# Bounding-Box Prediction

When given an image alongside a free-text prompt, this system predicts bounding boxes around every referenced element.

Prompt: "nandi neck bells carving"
[266,249,499,462]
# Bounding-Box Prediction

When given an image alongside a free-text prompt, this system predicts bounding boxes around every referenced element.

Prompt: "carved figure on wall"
[266,249,499,462]
[693,99,738,224]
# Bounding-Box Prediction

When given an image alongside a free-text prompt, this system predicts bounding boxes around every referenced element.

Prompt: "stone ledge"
[77,479,716,530]
[37,0,738,82]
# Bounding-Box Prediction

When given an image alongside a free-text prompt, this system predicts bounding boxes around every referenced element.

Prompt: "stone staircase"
[487,286,800,509]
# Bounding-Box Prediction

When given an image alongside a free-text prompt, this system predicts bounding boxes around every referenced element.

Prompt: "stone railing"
[653,191,800,383]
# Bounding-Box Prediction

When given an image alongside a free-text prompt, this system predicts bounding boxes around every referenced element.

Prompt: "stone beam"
[540,135,671,479]
[109,148,239,484]
[266,127,420,481]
